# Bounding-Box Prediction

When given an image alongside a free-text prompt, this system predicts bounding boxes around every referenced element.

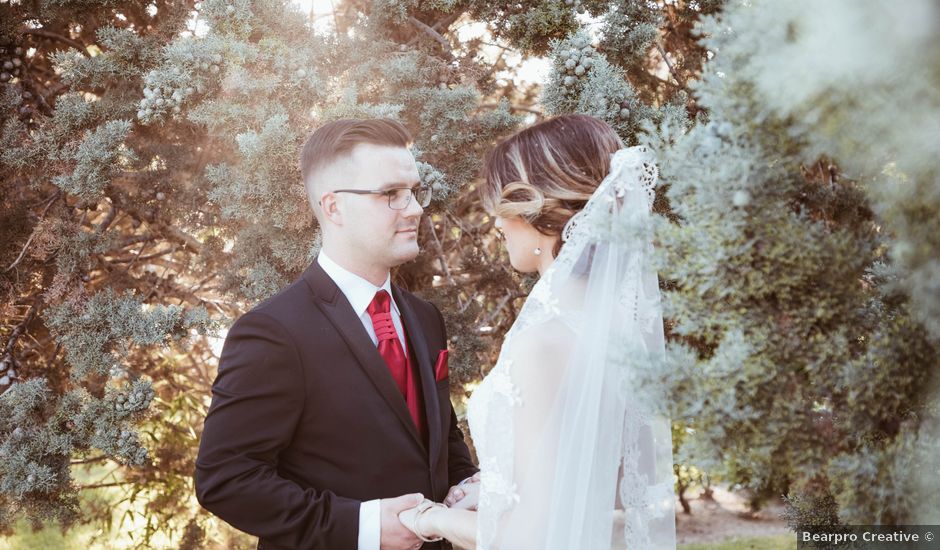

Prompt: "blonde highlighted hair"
[481,114,624,257]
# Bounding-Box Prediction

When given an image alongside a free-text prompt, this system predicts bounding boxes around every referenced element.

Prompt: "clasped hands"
[381,473,480,549]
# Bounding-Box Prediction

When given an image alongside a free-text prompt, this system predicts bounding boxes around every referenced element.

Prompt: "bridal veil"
[470,145,676,549]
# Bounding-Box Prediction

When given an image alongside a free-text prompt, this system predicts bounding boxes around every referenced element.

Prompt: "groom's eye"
[383,188,405,205]
[387,188,408,200]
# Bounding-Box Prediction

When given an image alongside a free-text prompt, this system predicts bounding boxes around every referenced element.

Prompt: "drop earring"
[534,247,542,256]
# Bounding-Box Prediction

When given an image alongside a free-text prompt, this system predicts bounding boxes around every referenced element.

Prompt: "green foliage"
[541,30,664,155]
[672,420,716,514]
[465,0,584,55]
[707,0,940,342]
[53,120,136,201]
[782,491,839,530]
[599,1,663,70]
[644,0,940,524]
[0,379,81,529]
[5,518,93,550]
[46,290,211,379]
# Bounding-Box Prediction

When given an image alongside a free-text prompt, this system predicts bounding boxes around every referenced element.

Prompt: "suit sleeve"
[194,310,360,548]
[432,304,480,486]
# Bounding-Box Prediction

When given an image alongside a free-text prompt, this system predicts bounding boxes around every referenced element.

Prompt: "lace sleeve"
[470,357,520,550]
[473,321,574,550]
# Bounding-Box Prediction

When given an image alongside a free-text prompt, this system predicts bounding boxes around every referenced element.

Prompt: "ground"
[610,484,795,549]
[676,486,792,545]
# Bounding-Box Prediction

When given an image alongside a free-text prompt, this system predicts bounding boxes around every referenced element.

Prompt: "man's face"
[323,143,424,270]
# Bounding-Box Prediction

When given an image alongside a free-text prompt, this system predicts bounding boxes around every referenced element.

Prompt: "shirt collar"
[317,250,399,318]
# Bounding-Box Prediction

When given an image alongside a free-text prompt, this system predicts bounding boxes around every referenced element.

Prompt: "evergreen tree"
[640,0,940,523]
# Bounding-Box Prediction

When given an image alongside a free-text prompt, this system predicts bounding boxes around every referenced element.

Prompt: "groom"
[195,118,478,549]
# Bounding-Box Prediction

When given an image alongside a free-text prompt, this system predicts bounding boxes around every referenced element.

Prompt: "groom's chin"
[388,243,420,266]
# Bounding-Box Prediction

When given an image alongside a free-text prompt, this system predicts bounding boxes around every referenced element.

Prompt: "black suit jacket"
[195,260,478,549]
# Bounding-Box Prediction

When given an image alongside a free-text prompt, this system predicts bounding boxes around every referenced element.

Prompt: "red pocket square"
[434,349,449,381]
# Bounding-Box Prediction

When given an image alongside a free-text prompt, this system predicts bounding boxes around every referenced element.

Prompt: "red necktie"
[367,290,424,436]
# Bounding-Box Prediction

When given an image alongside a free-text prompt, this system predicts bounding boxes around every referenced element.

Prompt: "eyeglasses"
[331,184,432,210]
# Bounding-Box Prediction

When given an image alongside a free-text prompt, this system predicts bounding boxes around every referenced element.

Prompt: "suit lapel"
[393,285,443,468]
[303,262,424,451]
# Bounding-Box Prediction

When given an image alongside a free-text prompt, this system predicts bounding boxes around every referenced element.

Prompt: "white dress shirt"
[317,251,406,550]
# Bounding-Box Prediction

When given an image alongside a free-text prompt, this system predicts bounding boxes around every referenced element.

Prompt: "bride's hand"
[398,499,444,541]
[397,505,421,536]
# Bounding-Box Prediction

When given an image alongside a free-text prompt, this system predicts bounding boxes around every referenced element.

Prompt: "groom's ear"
[319,191,343,227]
[311,156,352,227]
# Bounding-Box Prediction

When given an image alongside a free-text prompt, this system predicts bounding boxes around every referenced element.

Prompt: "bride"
[400,114,677,549]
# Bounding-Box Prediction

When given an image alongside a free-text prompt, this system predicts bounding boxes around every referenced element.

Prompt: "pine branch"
[115,234,159,249]
[189,273,218,293]
[4,190,62,273]
[116,239,153,275]
[23,29,90,57]
[478,102,542,116]
[408,16,454,58]
[95,201,118,234]
[481,291,524,326]
[406,12,461,48]
[484,46,510,80]
[79,481,133,490]
[655,41,682,87]
[107,246,178,264]
[160,224,204,254]
[135,257,187,273]
[70,455,111,465]
[424,216,457,286]
[2,298,39,373]
[104,185,204,254]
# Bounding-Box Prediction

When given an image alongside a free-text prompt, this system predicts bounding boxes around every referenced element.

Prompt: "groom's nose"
[402,193,424,219]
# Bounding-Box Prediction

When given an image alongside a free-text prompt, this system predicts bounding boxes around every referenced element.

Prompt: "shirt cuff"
[358,499,381,550]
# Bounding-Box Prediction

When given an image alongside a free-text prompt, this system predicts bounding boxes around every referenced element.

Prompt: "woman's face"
[495,215,551,273]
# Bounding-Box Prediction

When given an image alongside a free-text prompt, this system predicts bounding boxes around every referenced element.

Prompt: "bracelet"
[410,499,445,543]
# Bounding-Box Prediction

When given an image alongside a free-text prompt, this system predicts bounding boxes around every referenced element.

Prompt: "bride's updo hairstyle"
[481,114,623,257]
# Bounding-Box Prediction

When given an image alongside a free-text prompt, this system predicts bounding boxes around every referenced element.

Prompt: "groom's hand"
[380,493,424,550]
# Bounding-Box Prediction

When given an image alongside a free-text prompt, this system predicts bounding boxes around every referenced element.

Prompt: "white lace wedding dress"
[465,146,677,550]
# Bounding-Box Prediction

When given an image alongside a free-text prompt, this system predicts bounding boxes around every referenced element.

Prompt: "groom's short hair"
[300,118,413,187]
